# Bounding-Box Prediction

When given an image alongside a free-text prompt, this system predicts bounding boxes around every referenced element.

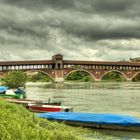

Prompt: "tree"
[102,71,126,82]
[2,71,27,88]
[27,72,50,82]
[66,71,92,82]
[132,74,140,82]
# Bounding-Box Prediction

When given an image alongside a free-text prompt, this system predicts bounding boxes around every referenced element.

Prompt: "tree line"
[1,70,140,88]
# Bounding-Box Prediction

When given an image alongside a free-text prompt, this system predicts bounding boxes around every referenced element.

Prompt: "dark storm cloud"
[57,0,140,40]
[94,0,134,12]
[3,0,139,40]
[2,0,76,11]
[0,0,140,61]
[3,0,140,16]
[62,21,140,40]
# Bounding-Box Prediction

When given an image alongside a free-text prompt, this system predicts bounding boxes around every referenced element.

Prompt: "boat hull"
[28,106,61,112]
[37,112,140,132]
[0,94,24,99]
[3,98,61,106]
[28,104,73,113]
[62,120,140,132]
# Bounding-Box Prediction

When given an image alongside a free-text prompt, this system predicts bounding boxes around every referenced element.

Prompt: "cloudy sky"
[0,0,140,61]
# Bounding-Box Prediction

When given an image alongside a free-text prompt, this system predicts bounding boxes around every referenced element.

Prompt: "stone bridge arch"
[64,69,96,81]
[131,72,140,81]
[25,70,55,82]
[100,70,128,81]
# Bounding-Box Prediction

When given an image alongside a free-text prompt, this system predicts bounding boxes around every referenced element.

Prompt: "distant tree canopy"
[66,71,92,82]
[2,71,27,88]
[66,71,128,82]
[27,72,51,82]
[132,73,140,82]
[102,71,126,82]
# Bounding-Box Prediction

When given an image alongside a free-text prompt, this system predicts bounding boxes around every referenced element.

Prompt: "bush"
[66,71,91,82]
[102,71,126,82]
[27,72,50,82]
[2,71,27,88]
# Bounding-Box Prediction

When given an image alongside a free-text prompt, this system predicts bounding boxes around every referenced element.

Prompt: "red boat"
[27,104,73,113]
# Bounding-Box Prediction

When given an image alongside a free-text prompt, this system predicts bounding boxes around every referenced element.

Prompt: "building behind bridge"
[130,57,140,62]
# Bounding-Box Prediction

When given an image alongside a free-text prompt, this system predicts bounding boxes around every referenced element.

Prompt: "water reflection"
[26,82,140,116]
[27,82,140,90]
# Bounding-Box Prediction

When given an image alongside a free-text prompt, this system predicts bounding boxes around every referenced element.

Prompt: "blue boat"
[37,112,140,132]
[0,86,8,94]
[14,88,25,94]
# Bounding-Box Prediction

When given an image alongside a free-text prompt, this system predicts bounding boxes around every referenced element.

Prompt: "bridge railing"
[0,63,140,72]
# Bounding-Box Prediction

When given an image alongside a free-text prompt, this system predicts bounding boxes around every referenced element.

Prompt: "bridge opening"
[65,70,93,82]
[101,71,126,82]
[132,73,140,82]
[26,71,53,82]
[57,63,61,69]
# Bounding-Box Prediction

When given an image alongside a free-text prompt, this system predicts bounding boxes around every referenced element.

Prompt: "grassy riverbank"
[0,100,87,140]
[0,100,116,140]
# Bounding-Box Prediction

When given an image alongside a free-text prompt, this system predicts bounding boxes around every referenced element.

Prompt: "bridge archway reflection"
[64,69,95,82]
[101,70,127,81]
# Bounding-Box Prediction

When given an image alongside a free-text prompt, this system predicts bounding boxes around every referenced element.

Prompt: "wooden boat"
[27,104,73,113]
[37,112,140,132]
[3,98,61,106]
[2,98,40,105]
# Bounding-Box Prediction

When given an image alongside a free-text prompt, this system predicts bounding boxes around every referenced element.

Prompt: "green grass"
[0,100,87,140]
[0,100,115,140]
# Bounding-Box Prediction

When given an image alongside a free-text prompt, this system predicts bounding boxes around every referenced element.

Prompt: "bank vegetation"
[0,100,88,140]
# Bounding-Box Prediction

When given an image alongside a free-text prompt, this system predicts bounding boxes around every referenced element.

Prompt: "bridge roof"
[0,59,140,66]
[63,60,140,66]
[0,60,53,65]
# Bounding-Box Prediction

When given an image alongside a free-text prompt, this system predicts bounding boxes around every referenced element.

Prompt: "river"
[25,82,140,140]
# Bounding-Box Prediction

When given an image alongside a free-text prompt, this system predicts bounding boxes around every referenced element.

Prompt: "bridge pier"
[54,69,64,83]
[54,77,64,83]
[94,78,101,82]
[126,78,132,82]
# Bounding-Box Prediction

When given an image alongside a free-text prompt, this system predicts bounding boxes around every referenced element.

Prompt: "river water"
[26,82,140,140]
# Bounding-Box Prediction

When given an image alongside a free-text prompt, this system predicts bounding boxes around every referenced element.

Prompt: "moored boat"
[0,86,8,94]
[28,104,73,113]
[2,98,61,106]
[14,88,25,94]
[0,93,24,99]
[0,87,26,99]
[37,112,140,132]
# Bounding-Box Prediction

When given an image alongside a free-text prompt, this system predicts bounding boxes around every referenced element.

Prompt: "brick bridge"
[0,54,140,83]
